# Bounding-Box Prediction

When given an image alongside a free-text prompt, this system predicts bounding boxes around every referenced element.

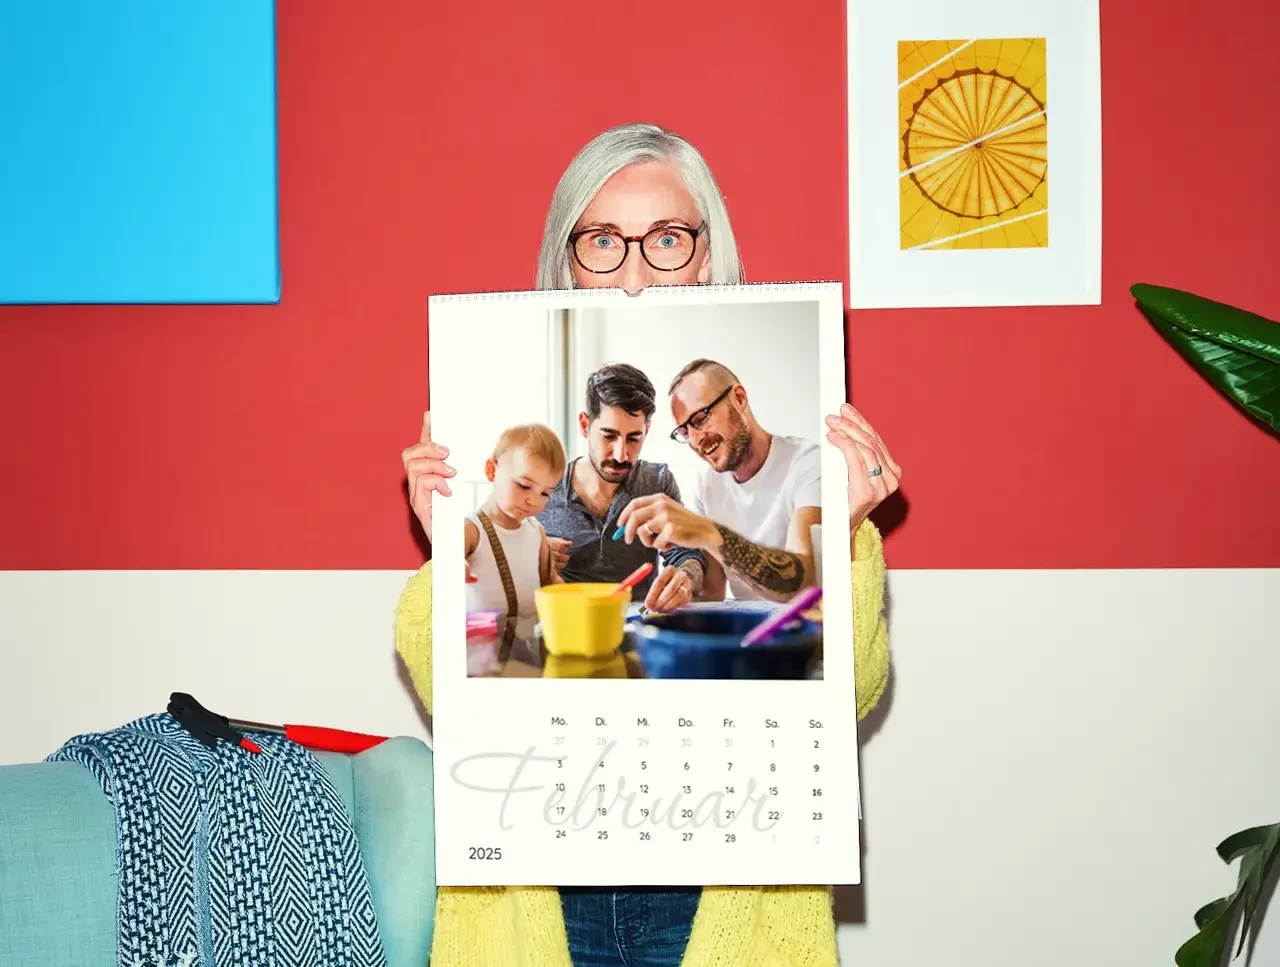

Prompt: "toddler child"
[465,423,566,618]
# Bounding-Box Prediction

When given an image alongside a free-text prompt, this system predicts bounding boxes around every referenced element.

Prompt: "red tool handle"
[283,725,388,754]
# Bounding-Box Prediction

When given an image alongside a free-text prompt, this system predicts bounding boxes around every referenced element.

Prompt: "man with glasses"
[616,358,821,603]
[538,362,709,613]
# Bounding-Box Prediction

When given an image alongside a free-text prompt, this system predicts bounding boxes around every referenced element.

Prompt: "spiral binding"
[427,280,844,306]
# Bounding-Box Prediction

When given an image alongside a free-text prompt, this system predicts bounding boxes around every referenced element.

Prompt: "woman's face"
[569,161,711,296]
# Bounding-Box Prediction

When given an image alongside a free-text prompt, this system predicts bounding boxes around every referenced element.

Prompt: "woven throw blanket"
[47,712,387,967]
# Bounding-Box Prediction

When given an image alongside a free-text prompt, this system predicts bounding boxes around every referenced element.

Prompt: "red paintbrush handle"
[283,725,388,754]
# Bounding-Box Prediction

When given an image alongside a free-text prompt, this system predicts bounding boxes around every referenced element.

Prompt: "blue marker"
[612,525,626,540]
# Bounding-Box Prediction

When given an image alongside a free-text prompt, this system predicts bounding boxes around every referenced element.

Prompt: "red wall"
[2,0,1278,571]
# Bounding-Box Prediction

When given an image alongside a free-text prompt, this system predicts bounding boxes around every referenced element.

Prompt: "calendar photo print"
[427,283,863,886]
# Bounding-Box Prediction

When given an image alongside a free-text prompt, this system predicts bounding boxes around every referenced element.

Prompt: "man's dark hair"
[585,363,656,422]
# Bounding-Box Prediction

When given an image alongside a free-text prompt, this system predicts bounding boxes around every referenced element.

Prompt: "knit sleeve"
[394,561,434,716]
[851,516,890,722]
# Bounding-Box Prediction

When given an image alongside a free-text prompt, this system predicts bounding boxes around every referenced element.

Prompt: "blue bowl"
[634,607,820,680]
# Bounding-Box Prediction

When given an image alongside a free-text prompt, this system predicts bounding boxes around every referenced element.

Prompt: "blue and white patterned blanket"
[48,713,387,967]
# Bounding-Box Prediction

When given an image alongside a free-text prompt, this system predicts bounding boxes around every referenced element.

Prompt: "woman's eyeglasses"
[569,224,704,274]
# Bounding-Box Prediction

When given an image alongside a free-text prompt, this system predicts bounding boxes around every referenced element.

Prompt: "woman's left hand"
[824,404,902,532]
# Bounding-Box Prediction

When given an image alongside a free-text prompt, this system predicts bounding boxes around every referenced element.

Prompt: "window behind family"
[460,299,825,622]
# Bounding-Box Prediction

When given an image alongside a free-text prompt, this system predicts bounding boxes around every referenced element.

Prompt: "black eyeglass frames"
[568,224,704,274]
[670,385,734,442]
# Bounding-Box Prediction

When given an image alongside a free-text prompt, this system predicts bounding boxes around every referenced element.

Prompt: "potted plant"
[1130,283,1278,965]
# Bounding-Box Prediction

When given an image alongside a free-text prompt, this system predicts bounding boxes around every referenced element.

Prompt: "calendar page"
[427,282,863,886]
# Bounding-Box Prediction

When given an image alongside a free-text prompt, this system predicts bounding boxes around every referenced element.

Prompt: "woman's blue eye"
[657,234,676,247]
[592,235,614,248]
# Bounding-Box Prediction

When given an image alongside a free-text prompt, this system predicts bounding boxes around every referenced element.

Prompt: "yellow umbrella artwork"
[899,38,1047,251]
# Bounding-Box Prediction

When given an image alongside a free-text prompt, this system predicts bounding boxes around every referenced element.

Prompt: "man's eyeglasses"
[569,224,704,274]
[670,385,734,443]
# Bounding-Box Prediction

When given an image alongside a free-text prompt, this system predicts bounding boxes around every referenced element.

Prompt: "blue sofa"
[0,735,437,967]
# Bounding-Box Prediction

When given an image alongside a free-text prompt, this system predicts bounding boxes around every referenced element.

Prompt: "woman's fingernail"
[438,446,449,456]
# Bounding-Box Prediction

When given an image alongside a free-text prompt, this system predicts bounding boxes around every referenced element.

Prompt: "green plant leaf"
[1130,283,1280,437]
[1132,284,1280,363]
[1220,823,1280,955]
[1178,823,1280,965]
[1218,824,1275,862]
[1195,897,1234,930]
[1176,892,1240,967]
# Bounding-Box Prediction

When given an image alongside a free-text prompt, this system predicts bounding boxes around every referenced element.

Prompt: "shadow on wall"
[832,672,895,926]
[833,491,906,926]
[393,474,434,737]
[873,490,909,543]
[1245,873,1278,964]
[395,653,433,740]
[403,479,432,561]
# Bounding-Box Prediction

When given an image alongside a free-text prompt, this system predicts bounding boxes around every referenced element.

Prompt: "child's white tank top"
[464,510,545,617]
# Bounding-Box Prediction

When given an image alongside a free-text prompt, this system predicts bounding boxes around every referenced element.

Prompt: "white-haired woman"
[534,122,743,293]
[398,122,900,967]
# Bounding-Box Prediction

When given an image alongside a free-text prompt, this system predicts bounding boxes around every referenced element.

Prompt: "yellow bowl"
[535,582,629,657]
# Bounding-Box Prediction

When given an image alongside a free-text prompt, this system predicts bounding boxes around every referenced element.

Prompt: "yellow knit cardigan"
[394,517,891,967]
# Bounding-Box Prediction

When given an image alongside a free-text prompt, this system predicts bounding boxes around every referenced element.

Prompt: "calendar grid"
[428,283,864,887]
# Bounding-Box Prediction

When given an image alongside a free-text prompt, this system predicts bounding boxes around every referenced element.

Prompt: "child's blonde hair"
[492,423,567,476]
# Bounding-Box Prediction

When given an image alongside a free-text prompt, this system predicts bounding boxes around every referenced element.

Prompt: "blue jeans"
[559,887,701,967]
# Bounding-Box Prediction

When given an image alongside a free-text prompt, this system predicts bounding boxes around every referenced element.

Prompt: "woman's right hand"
[401,411,455,545]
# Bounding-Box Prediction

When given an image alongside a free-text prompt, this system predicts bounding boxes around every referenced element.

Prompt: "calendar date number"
[468,846,503,860]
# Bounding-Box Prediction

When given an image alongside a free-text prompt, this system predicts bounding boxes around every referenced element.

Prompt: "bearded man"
[616,358,821,603]
[538,363,708,612]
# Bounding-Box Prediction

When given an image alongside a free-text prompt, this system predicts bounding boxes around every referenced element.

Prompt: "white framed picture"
[847,0,1102,308]
[426,282,864,887]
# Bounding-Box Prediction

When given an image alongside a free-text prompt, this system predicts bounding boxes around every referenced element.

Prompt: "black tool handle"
[167,691,243,748]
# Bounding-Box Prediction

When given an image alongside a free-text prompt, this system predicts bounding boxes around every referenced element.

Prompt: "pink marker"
[741,586,823,648]
[612,561,654,596]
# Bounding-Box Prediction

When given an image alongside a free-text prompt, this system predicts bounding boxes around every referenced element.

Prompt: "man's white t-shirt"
[689,434,822,601]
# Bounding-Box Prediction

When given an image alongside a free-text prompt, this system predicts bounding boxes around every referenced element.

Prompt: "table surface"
[466,603,669,679]
[466,601,823,680]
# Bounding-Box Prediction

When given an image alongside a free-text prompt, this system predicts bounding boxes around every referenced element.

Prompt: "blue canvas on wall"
[0,2,280,304]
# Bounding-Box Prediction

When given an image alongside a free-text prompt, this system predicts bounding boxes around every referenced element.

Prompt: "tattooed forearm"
[713,524,806,595]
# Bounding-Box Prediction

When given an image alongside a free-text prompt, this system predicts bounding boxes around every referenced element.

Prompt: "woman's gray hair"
[535,123,744,290]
